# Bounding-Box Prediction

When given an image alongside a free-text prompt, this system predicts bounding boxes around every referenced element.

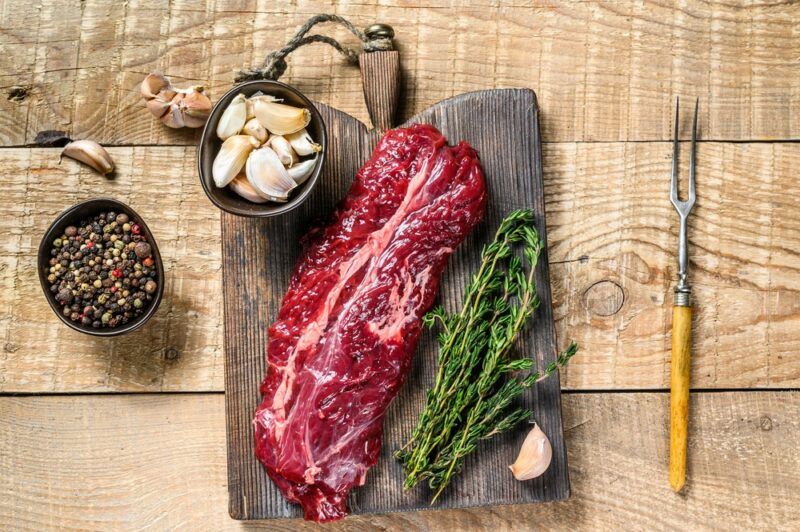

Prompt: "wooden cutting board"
[221,51,568,520]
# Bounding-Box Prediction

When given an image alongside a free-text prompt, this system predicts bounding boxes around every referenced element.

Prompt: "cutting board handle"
[359,50,401,131]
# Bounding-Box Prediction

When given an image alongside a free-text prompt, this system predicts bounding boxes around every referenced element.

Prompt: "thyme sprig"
[396,209,578,502]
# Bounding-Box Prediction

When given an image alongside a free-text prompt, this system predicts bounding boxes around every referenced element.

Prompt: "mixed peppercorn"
[46,210,158,329]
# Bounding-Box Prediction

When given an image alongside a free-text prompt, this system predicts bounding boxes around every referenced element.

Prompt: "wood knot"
[583,280,624,316]
[759,415,773,431]
[7,86,30,102]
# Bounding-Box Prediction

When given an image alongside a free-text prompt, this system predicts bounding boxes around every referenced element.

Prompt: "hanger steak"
[253,124,487,521]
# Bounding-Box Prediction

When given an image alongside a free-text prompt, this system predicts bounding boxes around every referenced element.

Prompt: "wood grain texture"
[669,305,692,493]
[360,51,401,131]
[222,89,568,519]
[2,0,800,146]
[2,392,798,530]
[1,142,798,393]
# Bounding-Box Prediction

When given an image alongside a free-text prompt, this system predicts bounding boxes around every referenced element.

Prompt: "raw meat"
[253,124,487,522]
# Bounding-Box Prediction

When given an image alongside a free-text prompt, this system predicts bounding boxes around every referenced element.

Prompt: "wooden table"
[2,1,798,530]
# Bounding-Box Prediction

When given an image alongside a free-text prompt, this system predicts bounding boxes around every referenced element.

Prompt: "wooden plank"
[1,141,798,393]
[1,391,798,530]
[222,90,568,519]
[2,0,800,145]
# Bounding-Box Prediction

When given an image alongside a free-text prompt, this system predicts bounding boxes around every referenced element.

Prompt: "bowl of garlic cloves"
[198,80,326,217]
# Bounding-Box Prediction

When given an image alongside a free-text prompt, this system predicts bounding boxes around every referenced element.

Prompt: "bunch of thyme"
[396,209,578,502]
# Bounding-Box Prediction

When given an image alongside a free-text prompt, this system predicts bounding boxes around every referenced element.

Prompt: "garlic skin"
[267,135,298,167]
[212,135,260,187]
[287,157,317,185]
[286,129,321,156]
[216,94,247,140]
[61,140,114,176]
[245,146,296,201]
[253,99,310,135]
[229,173,269,203]
[242,118,268,144]
[509,423,552,481]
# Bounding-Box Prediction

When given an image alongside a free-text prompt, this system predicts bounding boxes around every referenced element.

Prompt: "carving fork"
[669,97,697,493]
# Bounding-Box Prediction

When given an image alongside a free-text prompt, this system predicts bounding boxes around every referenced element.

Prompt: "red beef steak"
[253,124,487,522]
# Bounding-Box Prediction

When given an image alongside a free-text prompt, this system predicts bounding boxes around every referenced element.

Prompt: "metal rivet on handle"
[364,23,395,41]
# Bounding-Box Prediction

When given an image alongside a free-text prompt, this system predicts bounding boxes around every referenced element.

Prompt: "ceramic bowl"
[37,198,164,336]
[197,80,327,217]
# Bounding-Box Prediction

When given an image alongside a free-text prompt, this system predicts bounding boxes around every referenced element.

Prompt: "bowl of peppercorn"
[37,198,164,336]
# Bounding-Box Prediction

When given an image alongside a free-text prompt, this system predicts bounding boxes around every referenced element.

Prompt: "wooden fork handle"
[669,304,692,492]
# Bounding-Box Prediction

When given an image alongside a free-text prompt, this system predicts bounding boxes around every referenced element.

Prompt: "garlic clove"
[229,173,269,203]
[242,118,268,145]
[141,72,170,100]
[253,99,310,135]
[245,146,296,200]
[212,135,260,187]
[267,135,298,167]
[179,88,212,128]
[509,423,552,481]
[246,93,279,120]
[286,157,317,185]
[61,140,115,176]
[216,93,247,140]
[145,88,176,119]
[286,128,321,156]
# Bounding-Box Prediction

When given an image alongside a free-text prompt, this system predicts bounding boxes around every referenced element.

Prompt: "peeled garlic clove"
[286,129,321,156]
[509,423,552,481]
[253,99,310,136]
[141,73,170,100]
[287,157,317,185]
[179,87,212,128]
[242,118,268,145]
[216,94,247,140]
[267,135,298,167]
[213,135,260,187]
[246,93,278,120]
[246,146,296,199]
[229,173,268,203]
[61,140,114,176]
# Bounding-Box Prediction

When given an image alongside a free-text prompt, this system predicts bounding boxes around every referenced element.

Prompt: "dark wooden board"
[221,87,567,520]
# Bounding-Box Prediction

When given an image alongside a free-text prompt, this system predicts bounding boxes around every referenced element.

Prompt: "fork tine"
[671,97,680,205]
[688,98,698,204]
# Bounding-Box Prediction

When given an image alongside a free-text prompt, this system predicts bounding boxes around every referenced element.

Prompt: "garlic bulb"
[267,135,298,167]
[287,157,317,185]
[509,423,552,481]
[253,99,310,135]
[242,118,268,144]
[245,146,296,201]
[61,140,115,176]
[286,129,321,156]
[212,135,260,187]
[229,173,268,203]
[141,73,211,128]
[216,94,247,141]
